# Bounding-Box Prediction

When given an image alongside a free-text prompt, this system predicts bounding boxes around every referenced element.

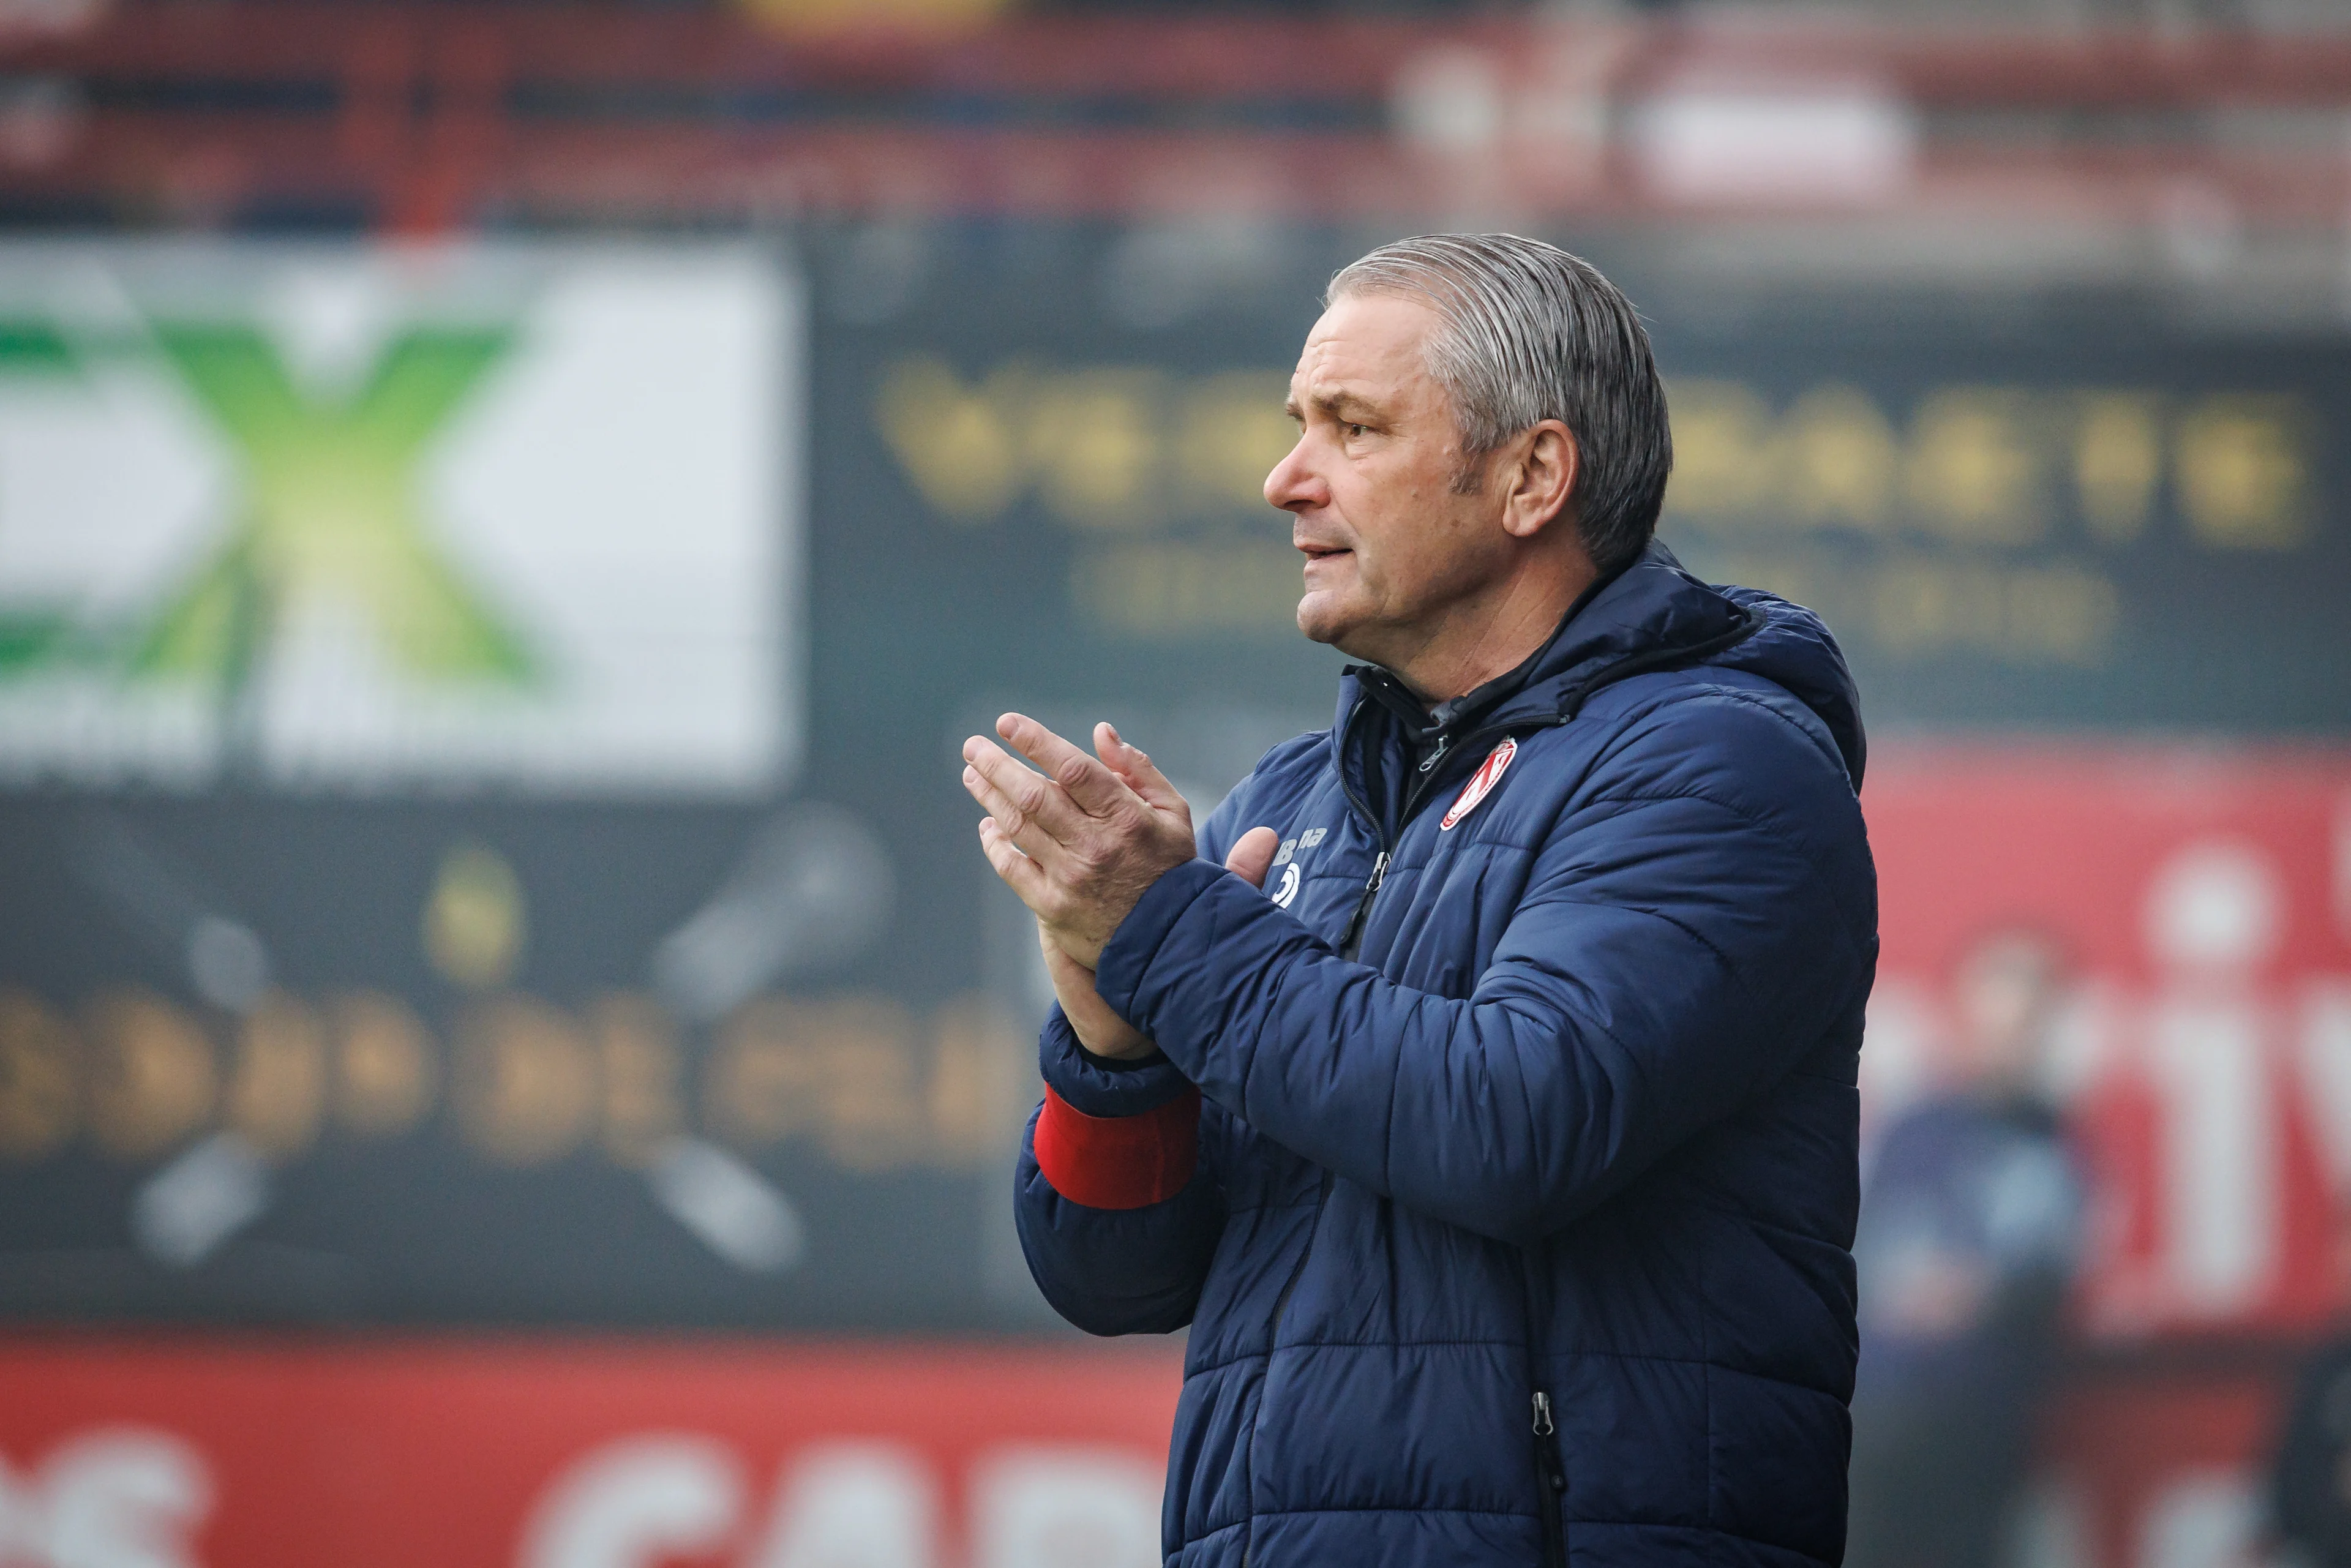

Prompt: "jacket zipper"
[1332,708,1531,964]
[1335,851,1388,960]
[1530,1392,1568,1568]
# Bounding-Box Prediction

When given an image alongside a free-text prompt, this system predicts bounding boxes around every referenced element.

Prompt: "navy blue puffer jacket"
[1015,544,1878,1568]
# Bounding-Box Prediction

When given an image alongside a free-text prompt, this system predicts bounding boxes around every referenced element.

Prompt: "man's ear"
[1501,421,1578,541]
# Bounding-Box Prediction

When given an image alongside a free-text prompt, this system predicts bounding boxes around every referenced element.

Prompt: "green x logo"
[133,323,535,690]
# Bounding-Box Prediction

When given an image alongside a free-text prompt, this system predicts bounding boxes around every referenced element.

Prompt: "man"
[961,234,1876,1567]
[2268,1253,2351,1568]
[1846,931,2085,1568]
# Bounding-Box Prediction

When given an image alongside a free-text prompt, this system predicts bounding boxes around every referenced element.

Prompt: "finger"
[1096,722,1190,819]
[996,712,1138,819]
[1224,825,1281,890]
[977,818,1052,908]
[962,759,1072,872]
[962,735,1086,849]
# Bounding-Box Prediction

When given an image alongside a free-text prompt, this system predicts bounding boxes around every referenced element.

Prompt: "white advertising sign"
[0,241,799,795]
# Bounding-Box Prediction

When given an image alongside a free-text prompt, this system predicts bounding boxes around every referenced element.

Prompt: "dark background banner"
[1,227,2344,1331]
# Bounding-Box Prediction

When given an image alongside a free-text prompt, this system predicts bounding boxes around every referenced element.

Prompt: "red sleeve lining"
[1034,1086,1201,1210]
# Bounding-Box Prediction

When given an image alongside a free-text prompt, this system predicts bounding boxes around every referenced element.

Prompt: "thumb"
[1224,826,1281,890]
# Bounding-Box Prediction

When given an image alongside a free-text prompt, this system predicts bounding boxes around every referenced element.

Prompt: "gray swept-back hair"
[1326,233,1672,575]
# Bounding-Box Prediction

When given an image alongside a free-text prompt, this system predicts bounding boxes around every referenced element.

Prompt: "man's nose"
[1264,436,1325,512]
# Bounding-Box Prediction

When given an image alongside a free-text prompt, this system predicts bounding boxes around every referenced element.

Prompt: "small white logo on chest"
[1265,826,1324,907]
[1441,737,1518,831]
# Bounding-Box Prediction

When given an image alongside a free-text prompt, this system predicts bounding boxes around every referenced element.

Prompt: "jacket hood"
[1337,539,1868,792]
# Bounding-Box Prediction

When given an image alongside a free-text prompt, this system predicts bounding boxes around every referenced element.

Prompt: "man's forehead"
[1288,294,1434,403]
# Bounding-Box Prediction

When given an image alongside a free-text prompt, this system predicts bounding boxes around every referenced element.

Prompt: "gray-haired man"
[966,234,1876,1566]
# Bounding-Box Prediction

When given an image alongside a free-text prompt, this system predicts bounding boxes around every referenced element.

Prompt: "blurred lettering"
[1024,370,1161,527]
[744,1443,937,1568]
[456,997,597,1166]
[83,992,216,1160]
[1667,378,2315,552]
[1661,380,1778,516]
[0,1428,212,1568]
[225,994,325,1160]
[2175,395,2309,549]
[4,987,1022,1176]
[1176,372,1297,514]
[706,997,920,1168]
[595,995,684,1169]
[970,1447,1164,1568]
[519,1435,742,1568]
[331,992,437,1138]
[2073,394,2162,542]
[1785,384,1898,529]
[874,359,1029,522]
[1708,552,2120,666]
[923,996,1030,1167]
[878,358,1291,529]
[1073,541,1302,638]
[1905,389,2045,544]
[526,1435,1161,1568]
[0,991,75,1160]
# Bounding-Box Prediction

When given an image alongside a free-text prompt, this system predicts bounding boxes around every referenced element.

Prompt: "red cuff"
[1034,1086,1201,1210]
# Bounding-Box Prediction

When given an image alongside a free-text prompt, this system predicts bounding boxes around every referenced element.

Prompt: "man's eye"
[1345,422,1368,438]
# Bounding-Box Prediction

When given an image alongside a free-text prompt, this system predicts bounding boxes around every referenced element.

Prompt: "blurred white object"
[184,917,269,1014]
[2145,838,2283,977]
[0,1427,212,1568]
[970,1447,1163,1568]
[2138,1469,2257,1568]
[130,1134,269,1268]
[744,1444,937,1568]
[1392,46,1504,155]
[653,804,893,1024]
[1630,78,1917,205]
[519,1436,742,1568]
[645,1139,804,1275]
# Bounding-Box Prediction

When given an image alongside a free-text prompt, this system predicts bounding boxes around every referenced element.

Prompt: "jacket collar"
[1331,541,1759,751]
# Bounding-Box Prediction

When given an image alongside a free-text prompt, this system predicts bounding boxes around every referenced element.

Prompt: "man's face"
[1265,291,1507,667]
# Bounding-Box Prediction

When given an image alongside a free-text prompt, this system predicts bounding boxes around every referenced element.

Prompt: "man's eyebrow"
[1287,387,1378,422]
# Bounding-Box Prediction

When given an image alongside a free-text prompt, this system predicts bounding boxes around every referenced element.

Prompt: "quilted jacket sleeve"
[1090,689,1877,1246]
[1009,782,1256,1334]
[1013,1011,1226,1334]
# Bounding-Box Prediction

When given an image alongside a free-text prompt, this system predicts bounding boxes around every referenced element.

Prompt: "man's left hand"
[962,714,1199,969]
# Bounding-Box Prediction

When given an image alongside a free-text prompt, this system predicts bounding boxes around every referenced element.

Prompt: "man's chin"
[1295,590,1356,648]
[1301,592,1394,662]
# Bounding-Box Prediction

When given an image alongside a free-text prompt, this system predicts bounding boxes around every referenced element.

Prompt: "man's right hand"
[1042,822,1281,1062]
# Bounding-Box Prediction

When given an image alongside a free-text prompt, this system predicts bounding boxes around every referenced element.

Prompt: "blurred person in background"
[1847,929,2086,1568]
[2261,1198,2351,1568]
[961,234,1877,1567]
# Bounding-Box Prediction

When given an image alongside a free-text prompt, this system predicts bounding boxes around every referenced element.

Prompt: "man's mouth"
[1298,542,1351,565]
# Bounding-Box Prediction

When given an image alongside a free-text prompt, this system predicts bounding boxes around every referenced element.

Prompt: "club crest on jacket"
[1441,737,1518,831]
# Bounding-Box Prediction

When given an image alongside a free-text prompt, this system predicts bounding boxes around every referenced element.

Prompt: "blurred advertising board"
[0,231,2345,1342]
[0,1337,2295,1568]
[0,242,797,795]
[0,1338,1181,1568]
[1865,747,2351,1339]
